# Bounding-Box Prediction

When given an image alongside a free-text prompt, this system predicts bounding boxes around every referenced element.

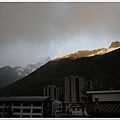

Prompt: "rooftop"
[0,96,51,102]
[86,90,120,94]
[87,101,120,117]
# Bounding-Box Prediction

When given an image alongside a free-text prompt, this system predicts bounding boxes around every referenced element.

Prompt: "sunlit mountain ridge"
[54,41,120,60]
[0,41,120,97]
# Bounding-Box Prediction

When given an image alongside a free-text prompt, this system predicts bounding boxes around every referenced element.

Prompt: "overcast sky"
[0,3,120,67]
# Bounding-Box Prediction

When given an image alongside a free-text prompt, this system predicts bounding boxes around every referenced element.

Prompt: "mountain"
[0,43,120,98]
[109,41,120,48]
[14,56,51,78]
[0,66,19,90]
[0,56,51,89]
[0,41,119,90]
[55,41,120,60]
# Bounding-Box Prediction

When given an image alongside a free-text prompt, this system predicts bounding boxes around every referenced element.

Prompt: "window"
[88,81,90,90]
[13,108,21,112]
[0,108,3,112]
[0,102,4,106]
[22,109,31,113]
[75,78,79,102]
[32,109,41,113]
[45,88,47,95]
[4,108,10,112]
[49,88,51,95]
[57,108,61,111]
[54,88,56,94]
[67,108,69,112]
[33,102,42,106]
[72,108,75,111]
[69,78,71,102]
[4,102,10,106]
[23,102,31,106]
[13,102,21,106]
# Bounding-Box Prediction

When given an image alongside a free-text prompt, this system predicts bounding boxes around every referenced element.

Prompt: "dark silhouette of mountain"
[0,48,120,98]
[0,66,19,89]
[0,41,119,90]
[0,56,51,89]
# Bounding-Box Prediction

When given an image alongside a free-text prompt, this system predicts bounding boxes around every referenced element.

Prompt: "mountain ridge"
[0,56,51,89]
[0,47,120,98]
[0,41,120,96]
[54,41,120,60]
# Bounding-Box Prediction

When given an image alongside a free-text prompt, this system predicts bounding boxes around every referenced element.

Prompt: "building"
[86,90,120,117]
[43,85,59,100]
[64,75,86,115]
[0,96,53,118]
[64,75,85,103]
[69,103,88,116]
[43,85,62,117]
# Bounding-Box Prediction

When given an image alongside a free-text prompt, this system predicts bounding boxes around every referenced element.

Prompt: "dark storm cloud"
[0,3,120,67]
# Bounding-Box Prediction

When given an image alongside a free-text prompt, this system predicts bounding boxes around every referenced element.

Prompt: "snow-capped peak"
[15,56,51,78]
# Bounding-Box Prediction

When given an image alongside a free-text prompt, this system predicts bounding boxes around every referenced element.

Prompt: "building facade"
[64,75,85,103]
[64,75,86,115]
[65,103,88,116]
[86,90,120,117]
[43,85,59,100]
[0,96,52,118]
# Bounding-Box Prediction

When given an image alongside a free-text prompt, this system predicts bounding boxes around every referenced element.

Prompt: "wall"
[92,93,120,101]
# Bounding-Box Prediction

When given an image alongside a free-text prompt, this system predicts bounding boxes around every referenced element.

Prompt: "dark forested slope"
[0,48,120,97]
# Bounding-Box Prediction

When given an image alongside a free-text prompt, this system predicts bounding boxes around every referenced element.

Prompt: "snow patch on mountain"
[15,56,51,78]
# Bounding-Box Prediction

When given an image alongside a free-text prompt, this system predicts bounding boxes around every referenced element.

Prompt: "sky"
[0,2,120,67]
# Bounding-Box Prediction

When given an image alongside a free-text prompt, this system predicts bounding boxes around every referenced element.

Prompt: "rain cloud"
[0,3,120,67]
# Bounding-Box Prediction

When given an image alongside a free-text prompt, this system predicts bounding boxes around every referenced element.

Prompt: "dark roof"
[0,96,51,102]
[87,101,120,116]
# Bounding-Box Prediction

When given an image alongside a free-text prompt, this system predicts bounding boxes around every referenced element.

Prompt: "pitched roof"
[87,101,120,116]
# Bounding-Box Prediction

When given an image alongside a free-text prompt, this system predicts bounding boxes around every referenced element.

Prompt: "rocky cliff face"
[109,41,120,48]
